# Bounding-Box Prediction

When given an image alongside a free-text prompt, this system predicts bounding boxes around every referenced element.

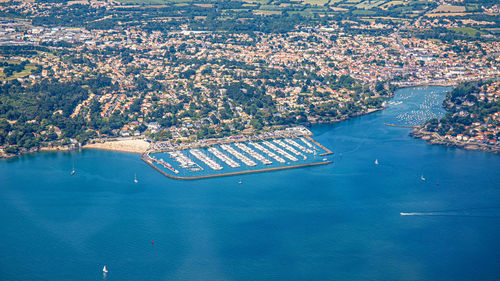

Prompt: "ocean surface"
[1,86,499,281]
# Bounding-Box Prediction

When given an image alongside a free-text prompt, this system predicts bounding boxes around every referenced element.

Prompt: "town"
[0,0,498,157]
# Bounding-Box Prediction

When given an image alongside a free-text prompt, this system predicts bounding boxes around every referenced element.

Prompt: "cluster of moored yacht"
[153,137,321,174]
[395,91,442,126]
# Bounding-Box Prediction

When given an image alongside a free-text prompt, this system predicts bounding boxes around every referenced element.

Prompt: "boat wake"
[400,207,500,218]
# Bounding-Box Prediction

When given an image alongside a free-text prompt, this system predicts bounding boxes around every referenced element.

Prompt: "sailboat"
[71,162,75,175]
[420,174,426,181]
[103,265,108,273]
[238,179,242,184]
[375,159,379,165]
[134,173,138,183]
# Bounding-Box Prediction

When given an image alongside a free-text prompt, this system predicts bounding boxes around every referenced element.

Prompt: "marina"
[207,147,240,168]
[190,149,223,171]
[143,127,333,179]
[274,139,306,160]
[285,138,314,154]
[220,144,257,167]
[234,142,272,165]
[262,141,298,162]
[249,142,286,163]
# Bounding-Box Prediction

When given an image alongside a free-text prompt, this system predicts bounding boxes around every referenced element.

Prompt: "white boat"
[71,162,75,175]
[103,266,108,273]
[134,173,138,183]
[238,180,242,184]
[375,159,379,165]
[420,175,426,181]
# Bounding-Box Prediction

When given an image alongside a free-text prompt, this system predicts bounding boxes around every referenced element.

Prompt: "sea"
[1,86,499,281]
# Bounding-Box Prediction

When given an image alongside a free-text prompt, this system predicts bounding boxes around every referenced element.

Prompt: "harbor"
[142,126,333,180]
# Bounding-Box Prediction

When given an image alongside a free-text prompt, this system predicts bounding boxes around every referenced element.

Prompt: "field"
[301,0,329,5]
[426,12,472,17]
[431,4,466,13]
[253,10,281,15]
[448,27,484,36]
[352,9,376,15]
[356,0,385,9]
[0,63,36,81]
[379,0,402,10]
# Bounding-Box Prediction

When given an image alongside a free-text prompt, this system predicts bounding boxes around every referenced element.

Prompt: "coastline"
[3,84,453,160]
[308,106,385,125]
[82,138,150,154]
[411,127,500,154]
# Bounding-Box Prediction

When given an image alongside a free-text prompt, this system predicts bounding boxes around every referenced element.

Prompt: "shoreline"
[308,106,385,125]
[82,138,150,154]
[1,84,453,159]
[411,127,500,154]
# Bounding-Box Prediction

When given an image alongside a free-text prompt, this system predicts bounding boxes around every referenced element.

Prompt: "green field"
[356,0,385,9]
[0,63,36,81]
[449,27,484,36]
[352,9,376,15]
[301,0,330,5]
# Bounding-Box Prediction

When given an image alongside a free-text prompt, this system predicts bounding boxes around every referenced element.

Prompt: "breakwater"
[305,135,334,156]
[384,123,418,128]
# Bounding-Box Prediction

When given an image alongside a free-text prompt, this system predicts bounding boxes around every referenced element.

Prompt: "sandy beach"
[83,138,150,153]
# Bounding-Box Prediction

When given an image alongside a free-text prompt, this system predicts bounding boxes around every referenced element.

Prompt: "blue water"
[1,86,499,281]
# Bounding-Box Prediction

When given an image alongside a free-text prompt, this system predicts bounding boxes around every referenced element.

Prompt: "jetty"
[305,136,333,156]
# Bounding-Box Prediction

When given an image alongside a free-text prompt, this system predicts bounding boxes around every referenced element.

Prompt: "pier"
[305,136,333,156]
